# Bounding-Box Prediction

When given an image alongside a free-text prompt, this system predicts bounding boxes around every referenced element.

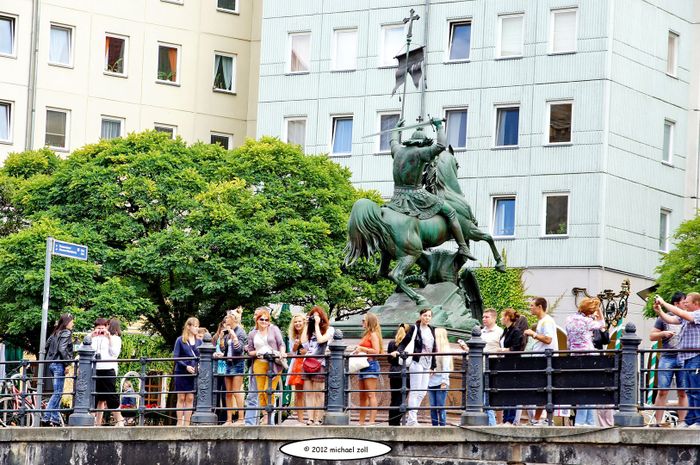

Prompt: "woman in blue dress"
[173,317,201,426]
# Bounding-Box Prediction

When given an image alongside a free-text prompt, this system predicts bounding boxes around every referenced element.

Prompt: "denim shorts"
[657,356,687,389]
[359,360,380,380]
[224,360,246,376]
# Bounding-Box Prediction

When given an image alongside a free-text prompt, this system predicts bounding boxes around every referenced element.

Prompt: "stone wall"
[0,426,696,465]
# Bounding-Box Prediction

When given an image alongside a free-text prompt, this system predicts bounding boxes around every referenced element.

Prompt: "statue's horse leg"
[389,253,428,306]
[463,225,506,272]
[377,251,391,279]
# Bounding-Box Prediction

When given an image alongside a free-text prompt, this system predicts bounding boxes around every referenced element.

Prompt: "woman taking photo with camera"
[92,318,124,426]
[286,313,307,423]
[173,317,201,426]
[301,306,334,425]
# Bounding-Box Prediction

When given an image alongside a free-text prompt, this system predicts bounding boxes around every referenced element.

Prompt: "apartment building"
[257,0,700,332]
[0,0,261,158]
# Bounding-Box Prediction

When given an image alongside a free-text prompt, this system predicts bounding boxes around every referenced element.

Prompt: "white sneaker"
[688,423,700,429]
[676,421,689,428]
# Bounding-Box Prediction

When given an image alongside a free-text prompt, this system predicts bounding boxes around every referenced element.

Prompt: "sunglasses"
[258,318,269,322]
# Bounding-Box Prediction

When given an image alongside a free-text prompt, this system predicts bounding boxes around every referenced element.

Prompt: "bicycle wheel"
[0,397,20,427]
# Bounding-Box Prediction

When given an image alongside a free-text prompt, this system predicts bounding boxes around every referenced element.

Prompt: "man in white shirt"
[481,308,503,425]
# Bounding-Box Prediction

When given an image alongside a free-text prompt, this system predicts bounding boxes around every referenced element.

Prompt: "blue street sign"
[52,240,88,261]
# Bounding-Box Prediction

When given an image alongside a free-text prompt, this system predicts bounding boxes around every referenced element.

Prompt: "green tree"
[0,132,390,351]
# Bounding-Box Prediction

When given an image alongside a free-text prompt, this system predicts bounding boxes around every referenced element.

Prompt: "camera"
[223,329,229,335]
[457,339,466,346]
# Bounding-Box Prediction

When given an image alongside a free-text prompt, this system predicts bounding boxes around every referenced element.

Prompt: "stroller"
[119,371,140,426]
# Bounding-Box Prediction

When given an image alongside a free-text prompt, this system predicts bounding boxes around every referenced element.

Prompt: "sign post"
[35,237,88,425]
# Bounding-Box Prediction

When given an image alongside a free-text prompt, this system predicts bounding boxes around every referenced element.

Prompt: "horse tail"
[345,198,393,266]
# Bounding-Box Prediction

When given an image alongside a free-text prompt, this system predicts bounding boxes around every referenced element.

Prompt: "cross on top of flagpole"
[403,9,420,39]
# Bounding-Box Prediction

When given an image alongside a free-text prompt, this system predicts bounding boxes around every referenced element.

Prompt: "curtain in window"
[287,120,306,148]
[549,104,572,143]
[332,118,353,153]
[168,48,177,81]
[290,34,310,72]
[105,37,124,73]
[45,110,67,148]
[101,119,121,140]
[499,16,522,57]
[379,114,399,151]
[0,17,13,55]
[0,103,9,140]
[214,55,233,90]
[497,109,519,146]
[334,30,357,70]
[667,34,677,74]
[552,11,576,53]
[49,26,70,64]
[663,122,672,161]
[449,23,471,60]
[446,110,467,148]
[494,199,515,236]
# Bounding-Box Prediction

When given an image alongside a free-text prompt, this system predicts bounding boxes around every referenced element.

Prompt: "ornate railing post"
[68,335,96,426]
[324,329,349,425]
[461,327,488,426]
[191,333,217,425]
[614,323,644,426]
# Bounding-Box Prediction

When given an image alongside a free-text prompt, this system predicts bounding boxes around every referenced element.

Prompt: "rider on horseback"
[387,118,476,261]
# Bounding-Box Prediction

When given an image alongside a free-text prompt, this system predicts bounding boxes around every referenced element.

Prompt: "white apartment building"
[0,0,261,159]
[257,0,700,334]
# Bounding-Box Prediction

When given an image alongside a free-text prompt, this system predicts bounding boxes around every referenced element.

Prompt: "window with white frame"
[45,108,69,149]
[380,24,405,66]
[446,108,468,149]
[331,116,353,155]
[378,113,400,153]
[154,124,176,138]
[100,116,123,140]
[104,34,127,75]
[659,209,670,252]
[662,120,674,164]
[157,43,179,83]
[667,31,678,76]
[549,8,577,54]
[492,196,516,237]
[497,14,523,58]
[284,117,307,150]
[161,0,184,4]
[447,20,471,61]
[213,53,236,92]
[0,15,16,56]
[217,0,237,13]
[49,24,73,66]
[547,101,572,144]
[288,32,310,73]
[0,101,11,142]
[544,194,569,236]
[332,29,357,71]
[495,106,519,147]
[210,132,232,149]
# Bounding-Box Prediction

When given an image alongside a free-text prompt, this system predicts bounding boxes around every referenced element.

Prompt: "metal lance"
[400,9,420,122]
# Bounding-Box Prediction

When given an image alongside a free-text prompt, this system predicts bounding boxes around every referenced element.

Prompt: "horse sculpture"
[345,148,505,306]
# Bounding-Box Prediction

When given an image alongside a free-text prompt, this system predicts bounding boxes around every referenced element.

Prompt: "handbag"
[302,357,322,374]
[348,355,369,374]
[398,325,417,367]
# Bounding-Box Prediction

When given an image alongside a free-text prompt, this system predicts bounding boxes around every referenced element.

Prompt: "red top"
[359,334,374,361]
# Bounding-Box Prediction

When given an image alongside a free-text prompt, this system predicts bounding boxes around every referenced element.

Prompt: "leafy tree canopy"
[0,132,391,352]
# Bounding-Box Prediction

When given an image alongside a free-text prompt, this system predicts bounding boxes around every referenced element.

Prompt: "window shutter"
[500,16,523,57]
[552,11,576,53]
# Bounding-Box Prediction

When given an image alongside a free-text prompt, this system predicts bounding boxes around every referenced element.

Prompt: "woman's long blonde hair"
[434,328,453,372]
[288,313,305,341]
[362,312,384,354]
[181,317,200,340]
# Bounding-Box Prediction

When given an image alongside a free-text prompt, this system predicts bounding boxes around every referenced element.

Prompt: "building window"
[544,194,568,236]
[157,43,179,83]
[0,15,16,57]
[447,21,471,61]
[659,209,670,252]
[332,29,357,71]
[216,0,237,13]
[497,14,523,58]
[667,31,678,76]
[288,32,310,73]
[549,8,577,54]
[104,34,127,75]
[495,106,519,147]
[547,101,572,144]
[161,0,184,4]
[0,101,11,142]
[49,24,73,66]
[492,197,516,237]
[45,109,69,149]
[378,113,399,153]
[446,109,468,149]
[284,117,306,150]
[331,116,353,155]
[100,117,123,140]
[662,120,674,164]
[210,132,232,149]
[154,124,176,138]
[213,53,236,92]
[380,24,405,66]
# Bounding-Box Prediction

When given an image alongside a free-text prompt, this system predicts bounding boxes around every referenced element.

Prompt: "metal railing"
[1,323,697,427]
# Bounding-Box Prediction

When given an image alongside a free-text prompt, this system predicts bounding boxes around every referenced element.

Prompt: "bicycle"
[0,372,67,427]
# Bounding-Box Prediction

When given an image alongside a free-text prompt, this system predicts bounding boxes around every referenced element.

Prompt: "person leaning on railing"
[353,312,384,426]
[428,328,452,426]
[41,313,74,427]
[300,306,334,426]
[286,313,307,424]
[173,317,201,426]
[387,324,410,426]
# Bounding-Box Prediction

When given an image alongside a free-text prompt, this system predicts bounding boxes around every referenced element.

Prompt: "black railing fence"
[1,323,697,427]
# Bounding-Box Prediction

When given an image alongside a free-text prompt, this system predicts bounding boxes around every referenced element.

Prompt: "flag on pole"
[391,46,425,96]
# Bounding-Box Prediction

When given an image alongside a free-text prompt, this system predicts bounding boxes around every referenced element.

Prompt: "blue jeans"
[43,363,65,424]
[657,356,688,389]
[682,355,700,426]
[503,409,516,424]
[244,367,259,426]
[428,386,447,426]
[575,408,595,426]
